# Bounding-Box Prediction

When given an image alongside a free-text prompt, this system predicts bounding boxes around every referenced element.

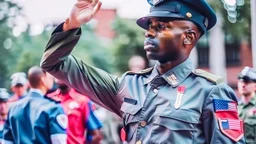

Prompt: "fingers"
[78,0,92,2]
[75,1,90,8]
[92,1,102,17]
[91,0,99,8]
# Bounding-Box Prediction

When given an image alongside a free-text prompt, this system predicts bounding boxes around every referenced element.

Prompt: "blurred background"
[0,0,254,93]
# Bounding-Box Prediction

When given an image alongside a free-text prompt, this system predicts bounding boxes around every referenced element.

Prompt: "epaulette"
[192,69,223,85]
[126,67,154,75]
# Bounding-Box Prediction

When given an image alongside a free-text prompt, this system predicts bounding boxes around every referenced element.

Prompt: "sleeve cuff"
[52,23,82,35]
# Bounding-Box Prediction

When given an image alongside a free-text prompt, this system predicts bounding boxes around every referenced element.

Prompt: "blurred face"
[237,80,256,96]
[129,56,146,71]
[41,73,54,90]
[11,85,27,97]
[0,101,8,120]
[144,18,198,63]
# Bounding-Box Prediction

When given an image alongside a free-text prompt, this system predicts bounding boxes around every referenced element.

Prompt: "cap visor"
[136,11,183,29]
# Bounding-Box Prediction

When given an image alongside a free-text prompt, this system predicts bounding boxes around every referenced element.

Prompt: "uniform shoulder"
[125,67,154,75]
[8,95,18,102]
[43,96,61,104]
[192,69,223,85]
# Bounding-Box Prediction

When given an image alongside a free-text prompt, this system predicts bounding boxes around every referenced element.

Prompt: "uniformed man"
[237,67,256,143]
[2,66,67,144]
[40,0,245,143]
[9,72,28,103]
[0,88,10,142]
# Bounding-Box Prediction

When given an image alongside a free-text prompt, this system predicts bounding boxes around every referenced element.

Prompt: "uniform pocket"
[244,116,256,142]
[150,107,200,144]
[120,102,142,142]
[121,102,142,115]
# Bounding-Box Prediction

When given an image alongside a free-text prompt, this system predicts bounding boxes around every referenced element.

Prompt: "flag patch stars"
[213,99,237,112]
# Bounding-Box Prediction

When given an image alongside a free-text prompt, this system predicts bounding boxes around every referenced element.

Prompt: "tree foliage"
[7,25,113,85]
[0,0,21,87]
[110,17,148,74]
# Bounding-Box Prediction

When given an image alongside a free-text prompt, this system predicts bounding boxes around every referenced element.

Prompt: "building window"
[225,35,241,66]
[196,33,241,68]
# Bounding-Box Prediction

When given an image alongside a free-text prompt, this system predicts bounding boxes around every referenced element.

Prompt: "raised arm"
[40,0,123,116]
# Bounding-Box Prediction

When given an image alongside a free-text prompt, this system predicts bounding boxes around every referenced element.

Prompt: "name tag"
[124,98,137,105]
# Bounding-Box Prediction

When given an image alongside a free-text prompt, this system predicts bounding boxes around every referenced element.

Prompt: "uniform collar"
[29,88,44,96]
[143,64,159,85]
[144,58,194,87]
[240,94,256,107]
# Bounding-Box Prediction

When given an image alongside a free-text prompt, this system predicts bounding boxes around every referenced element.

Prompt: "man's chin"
[147,54,175,64]
[243,92,252,97]
[146,53,159,60]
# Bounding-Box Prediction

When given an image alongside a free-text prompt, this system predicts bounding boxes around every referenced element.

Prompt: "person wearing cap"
[2,66,67,144]
[9,72,28,103]
[237,67,256,143]
[0,88,10,142]
[40,0,245,143]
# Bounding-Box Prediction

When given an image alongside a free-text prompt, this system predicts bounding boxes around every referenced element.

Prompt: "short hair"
[28,66,46,88]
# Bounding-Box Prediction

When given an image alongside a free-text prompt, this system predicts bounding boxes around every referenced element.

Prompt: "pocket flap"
[121,102,142,115]
[154,116,195,131]
[155,107,200,124]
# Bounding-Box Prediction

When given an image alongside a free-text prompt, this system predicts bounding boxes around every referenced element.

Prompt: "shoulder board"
[192,69,223,84]
[126,67,154,75]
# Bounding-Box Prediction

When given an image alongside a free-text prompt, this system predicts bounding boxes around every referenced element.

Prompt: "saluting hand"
[63,0,102,31]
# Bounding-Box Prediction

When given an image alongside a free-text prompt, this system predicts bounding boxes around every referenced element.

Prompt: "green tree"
[111,17,148,74]
[0,0,21,87]
[9,24,113,78]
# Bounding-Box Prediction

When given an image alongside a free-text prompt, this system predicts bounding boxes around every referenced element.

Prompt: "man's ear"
[183,30,197,45]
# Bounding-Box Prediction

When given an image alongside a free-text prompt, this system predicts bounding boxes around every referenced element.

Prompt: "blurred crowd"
[0,55,147,144]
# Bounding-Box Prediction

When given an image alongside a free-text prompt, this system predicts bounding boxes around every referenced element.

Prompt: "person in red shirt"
[48,79,103,144]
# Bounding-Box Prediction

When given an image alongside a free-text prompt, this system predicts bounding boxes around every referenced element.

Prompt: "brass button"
[186,12,192,18]
[153,89,158,94]
[140,121,147,127]
[136,140,142,144]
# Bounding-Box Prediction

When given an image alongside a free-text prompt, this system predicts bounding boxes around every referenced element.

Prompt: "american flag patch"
[213,99,237,112]
[221,119,241,130]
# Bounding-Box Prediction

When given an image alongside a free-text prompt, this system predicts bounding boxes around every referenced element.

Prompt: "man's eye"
[157,24,166,30]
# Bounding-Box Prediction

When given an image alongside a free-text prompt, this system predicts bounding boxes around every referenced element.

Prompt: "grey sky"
[19,0,150,24]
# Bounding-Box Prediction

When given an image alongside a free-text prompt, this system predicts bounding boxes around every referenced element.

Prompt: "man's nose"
[145,29,156,38]
[241,82,246,88]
